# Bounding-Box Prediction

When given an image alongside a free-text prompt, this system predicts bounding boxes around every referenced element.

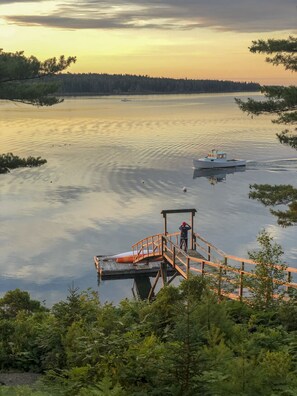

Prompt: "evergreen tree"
[236,37,297,147]
[247,230,286,309]
[0,289,47,319]
[236,36,297,226]
[0,49,76,106]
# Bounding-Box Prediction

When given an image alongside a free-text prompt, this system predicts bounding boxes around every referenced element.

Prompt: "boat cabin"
[206,149,227,160]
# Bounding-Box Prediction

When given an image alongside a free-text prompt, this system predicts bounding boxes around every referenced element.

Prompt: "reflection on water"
[1,93,297,306]
[193,167,246,185]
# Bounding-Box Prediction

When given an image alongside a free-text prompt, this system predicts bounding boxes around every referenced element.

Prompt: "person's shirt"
[179,225,191,238]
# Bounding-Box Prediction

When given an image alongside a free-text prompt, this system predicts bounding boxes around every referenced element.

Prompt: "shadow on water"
[193,167,246,184]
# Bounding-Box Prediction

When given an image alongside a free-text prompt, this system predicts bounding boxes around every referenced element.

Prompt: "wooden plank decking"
[94,256,176,280]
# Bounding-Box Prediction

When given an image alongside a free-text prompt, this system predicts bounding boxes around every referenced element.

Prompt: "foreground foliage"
[249,184,297,226]
[0,49,76,106]
[0,153,47,174]
[0,275,296,395]
[236,36,297,226]
[247,230,286,308]
[236,36,297,148]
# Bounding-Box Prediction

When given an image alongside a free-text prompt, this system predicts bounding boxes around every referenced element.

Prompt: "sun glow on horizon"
[0,0,296,85]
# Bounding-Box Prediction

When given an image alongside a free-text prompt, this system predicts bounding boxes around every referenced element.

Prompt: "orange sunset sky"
[0,0,296,85]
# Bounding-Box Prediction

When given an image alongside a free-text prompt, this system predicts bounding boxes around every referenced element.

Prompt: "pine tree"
[0,49,76,106]
[236,36,297,226]
[247,230,286,308]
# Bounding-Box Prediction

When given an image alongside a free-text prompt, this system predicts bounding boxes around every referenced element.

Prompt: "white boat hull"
[193,158,246,169]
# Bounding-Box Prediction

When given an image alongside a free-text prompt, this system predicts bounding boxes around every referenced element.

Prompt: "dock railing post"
[190,211,194,250]
[208,245,211,261]
[218,266,222,300]
[223,256,228,277]
[287,271,292,294]
[239,262,244,301]
[186,257,190,279]
[193,232,197,250]
[173,245,176,268]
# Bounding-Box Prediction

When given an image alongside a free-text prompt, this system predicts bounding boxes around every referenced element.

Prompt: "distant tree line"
[50,73,260,96]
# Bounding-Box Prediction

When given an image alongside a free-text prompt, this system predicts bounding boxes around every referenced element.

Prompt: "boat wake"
[247,158,297,171]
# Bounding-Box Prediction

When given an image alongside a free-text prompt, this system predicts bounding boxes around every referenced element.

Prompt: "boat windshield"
[207,150,227,159]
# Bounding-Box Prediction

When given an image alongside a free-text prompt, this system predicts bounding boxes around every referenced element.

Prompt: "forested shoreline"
[50,73,260,96]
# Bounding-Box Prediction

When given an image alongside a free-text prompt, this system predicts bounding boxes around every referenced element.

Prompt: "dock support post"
[167,272,178,285]
[161,262,168,286]
[163,213,168,235]
[148,270,161,301]
[133,276,153,300]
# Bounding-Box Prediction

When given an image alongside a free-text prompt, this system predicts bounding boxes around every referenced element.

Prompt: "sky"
[0,0,296,84]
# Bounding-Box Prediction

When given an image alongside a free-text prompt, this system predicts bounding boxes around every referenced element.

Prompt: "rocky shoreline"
[0,372,41,387]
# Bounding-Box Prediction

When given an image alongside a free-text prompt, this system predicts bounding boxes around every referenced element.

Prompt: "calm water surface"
[1,93,297,305]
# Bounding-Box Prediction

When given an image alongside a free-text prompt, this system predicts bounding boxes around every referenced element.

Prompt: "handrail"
[193,232,297,274]
[131,232,297,301]
[132,233,163,262]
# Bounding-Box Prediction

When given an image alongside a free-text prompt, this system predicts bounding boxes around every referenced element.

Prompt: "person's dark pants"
[180,238,188,251]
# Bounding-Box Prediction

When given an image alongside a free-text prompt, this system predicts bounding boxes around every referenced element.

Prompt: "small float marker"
[183,186,187,192]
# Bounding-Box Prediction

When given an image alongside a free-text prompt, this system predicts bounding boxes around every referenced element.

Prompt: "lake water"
[1,93,297,306]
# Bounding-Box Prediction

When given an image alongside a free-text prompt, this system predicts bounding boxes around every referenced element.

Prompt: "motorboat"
[193,149,246,169]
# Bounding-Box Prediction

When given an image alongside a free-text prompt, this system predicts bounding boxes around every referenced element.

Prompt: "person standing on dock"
[179,222,191,252]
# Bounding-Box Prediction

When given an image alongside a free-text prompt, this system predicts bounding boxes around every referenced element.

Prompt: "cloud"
[0,0,40,3]
[0,0,41,6]
[3,0,297,32]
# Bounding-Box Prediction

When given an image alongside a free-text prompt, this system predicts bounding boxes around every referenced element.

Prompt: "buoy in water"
[183,186,187,192]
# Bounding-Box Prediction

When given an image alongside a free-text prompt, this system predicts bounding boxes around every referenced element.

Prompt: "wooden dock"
[94,256,176,281]
[94,208,297,301]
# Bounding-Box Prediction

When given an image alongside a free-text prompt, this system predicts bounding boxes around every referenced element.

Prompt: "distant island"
[0,153,47,174]
[50,73,260,96]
